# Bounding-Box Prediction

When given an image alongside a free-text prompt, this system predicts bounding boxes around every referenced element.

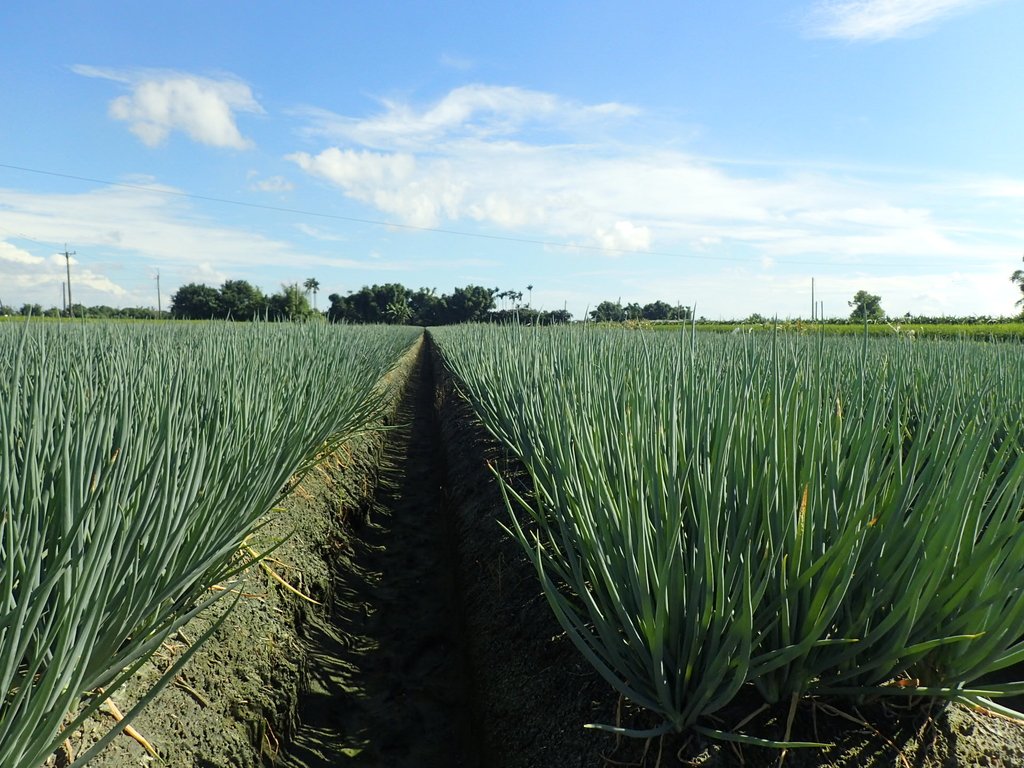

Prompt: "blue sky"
[2,0,1023,319]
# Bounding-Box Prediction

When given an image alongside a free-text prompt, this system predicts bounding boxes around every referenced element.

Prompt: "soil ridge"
[281,333,482,767]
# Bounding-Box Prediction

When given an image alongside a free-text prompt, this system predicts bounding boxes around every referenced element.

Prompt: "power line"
[0,223,63,250]
[0,160,928,270]
[2,161,719,256]
[0,160,847,268]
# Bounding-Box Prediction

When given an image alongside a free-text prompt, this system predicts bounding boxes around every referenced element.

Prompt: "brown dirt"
[280,332,479,767]
[62,330,1024,768]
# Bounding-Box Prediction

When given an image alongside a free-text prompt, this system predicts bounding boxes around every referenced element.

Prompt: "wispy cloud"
[282,83,1024,317]
[247,172,295,192]
[439,52,474,71]
[958,177,1024,198]
[805,0,999,41]
[0,182,368,308]
[295,84,638,150]
[0,239,126,308]
[287,87,989,263]
[295,223,347,241]
[73,66,263,148]
[0,241,44,265]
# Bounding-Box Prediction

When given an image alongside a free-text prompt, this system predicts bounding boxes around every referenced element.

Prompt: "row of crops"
[433,325,1024,745]
[1,320,418,768]
[646,320,1024,340]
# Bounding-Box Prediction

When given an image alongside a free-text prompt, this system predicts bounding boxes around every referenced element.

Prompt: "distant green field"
[644,320,1024,340]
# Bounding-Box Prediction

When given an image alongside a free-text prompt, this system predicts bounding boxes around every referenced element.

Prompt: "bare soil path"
[282,340,480,768]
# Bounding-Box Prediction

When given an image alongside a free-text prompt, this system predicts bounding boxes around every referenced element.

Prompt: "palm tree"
[526,284,534,307]
[303,277,320,310]
[385,299,411,324]
[1012,268,1024,308]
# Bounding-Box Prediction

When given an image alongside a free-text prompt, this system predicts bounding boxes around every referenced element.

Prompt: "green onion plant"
[433,324,1024,742]
[0,320,418,768]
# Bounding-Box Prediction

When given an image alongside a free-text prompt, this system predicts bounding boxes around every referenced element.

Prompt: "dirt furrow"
[282,338,480,768]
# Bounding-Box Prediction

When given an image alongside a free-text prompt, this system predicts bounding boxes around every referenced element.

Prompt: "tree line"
[588,300,693,322]
[0,303,165,319]
[7,267,1020,323]
[167,280,573,325]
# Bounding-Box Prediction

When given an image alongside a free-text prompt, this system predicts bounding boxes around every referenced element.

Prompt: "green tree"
[303,277,321,310]
[849,290,884,321]
[671,304,693,321]
[170,283,221,319]
[1012,267,1024,313]
[409,287,446,326]
[590,301,625,322]
[220,280,265,321]
[268,283,316,321]
[385,299,412,324]
[343,284,412,323]
[544,308,572,324]
[444,285,496,323]
[325,292,352,323]
[641,301,672,320]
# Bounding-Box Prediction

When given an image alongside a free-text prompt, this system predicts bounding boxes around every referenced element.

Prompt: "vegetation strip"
[10,321,1024,767]
[0,320,417,768]
[433,324,1024,746]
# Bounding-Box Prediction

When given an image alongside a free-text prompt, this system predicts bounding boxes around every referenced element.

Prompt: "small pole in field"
[63,244,76,317]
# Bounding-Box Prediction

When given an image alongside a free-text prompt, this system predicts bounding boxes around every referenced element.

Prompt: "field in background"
[644,319,1024,339]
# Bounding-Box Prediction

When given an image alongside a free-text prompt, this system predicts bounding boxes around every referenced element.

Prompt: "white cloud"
[295,223,346,241]
[282,83,1024,318]
[806,0,999,40]
[0,241,44,265]
[249,175,294,192]
[296,84,637,150]
[289,148,417,188]
[288,127,975,261]
[288,147,463,228]
[960,178,1024,198]
[0,182,374,309]
[74,66,262,148]
[0,238,127,307]
[596,221,652,253]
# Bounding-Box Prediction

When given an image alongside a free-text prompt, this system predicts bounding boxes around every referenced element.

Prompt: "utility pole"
[61,282,66,313]
[155,269,162,316]
[63,244,76,317]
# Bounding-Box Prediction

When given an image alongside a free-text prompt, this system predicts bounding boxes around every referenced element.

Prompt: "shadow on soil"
[282,338,481,768]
